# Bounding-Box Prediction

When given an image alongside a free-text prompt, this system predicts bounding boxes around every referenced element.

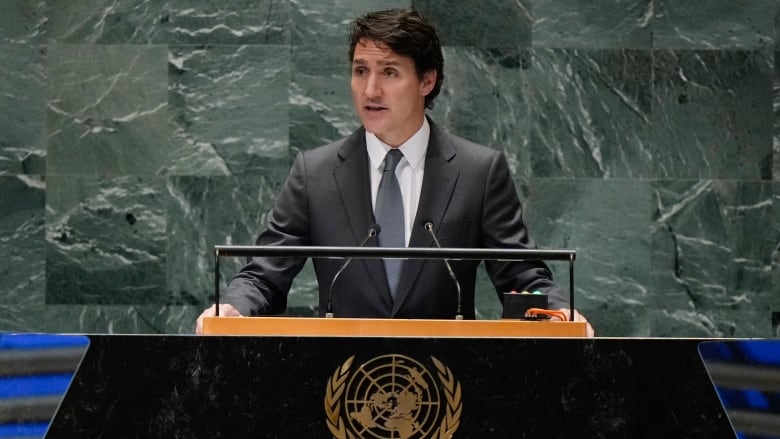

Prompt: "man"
[196,8,593,335]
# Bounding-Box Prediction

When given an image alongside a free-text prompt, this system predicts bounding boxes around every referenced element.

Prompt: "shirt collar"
[366,118,430,171]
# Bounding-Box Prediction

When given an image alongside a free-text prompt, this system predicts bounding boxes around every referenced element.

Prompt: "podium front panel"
[46,335,733,438]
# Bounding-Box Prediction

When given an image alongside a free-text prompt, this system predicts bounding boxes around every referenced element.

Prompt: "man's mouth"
[365,104,387,112]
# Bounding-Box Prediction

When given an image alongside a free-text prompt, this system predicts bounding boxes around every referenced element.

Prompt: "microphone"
[325,224,381,318]
[423,221,463,320]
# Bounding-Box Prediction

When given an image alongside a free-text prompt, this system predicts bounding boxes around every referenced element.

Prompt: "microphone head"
[369,223,381,237]
[422,220,434,231]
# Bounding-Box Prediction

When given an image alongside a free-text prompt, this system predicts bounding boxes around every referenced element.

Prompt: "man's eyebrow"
[352,58,402,66]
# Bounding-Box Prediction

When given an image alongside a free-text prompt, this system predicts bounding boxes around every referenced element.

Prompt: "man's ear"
[420,70,437,97]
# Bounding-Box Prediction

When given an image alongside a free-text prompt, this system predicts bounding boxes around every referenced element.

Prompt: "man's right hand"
[195,304,243,335]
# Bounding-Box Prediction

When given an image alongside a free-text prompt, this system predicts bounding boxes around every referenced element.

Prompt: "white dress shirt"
[366,118,430,246]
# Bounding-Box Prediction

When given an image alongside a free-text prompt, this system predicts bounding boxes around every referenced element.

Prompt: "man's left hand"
[555,308,595,337]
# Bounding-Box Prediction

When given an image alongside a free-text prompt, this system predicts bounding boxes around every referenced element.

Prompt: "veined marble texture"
[0,176,45,330]
[428,47,532,175]
[0,0,776,336]
[529,48,773,179]
[46,44,170,175]
[165,174,285,307]
[652,0,774,49]
[414,0,532,47]
[527,49,654,178]
[167,45,290,176]
[43,0,290,44]
[650,50,772,179]
[290,0,410,45]
[524,178,654,336]
[775,52,780,339]
[45,175,167,305]
[0,1,46,44]
[0,44,46,175]
[289,45,358,154]
[650,180,775,337]
[533,0,654,49]
[533,0,773,50]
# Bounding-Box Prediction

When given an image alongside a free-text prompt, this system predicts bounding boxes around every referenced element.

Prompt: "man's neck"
[374,116,427,147]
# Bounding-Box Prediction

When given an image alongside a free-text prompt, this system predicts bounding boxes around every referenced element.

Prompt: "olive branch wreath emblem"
[324,355,462,438]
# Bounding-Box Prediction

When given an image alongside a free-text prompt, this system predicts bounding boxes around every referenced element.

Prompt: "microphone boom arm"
[424,222,463,320]
[325,226,379,318]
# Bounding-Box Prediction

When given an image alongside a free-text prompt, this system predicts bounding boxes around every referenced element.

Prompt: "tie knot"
[383,149,403,172]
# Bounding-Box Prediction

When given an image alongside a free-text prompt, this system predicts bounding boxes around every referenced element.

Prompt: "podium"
[46,334,734,438]
[202,316,589,337]
[44,244,733,438]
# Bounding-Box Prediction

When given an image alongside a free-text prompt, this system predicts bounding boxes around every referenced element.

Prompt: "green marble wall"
[0,0,776,337]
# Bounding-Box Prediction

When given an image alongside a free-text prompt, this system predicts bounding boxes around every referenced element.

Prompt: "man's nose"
[364,74,381,98]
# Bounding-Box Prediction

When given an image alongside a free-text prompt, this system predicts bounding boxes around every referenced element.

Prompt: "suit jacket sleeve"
[480,151,569,309]
[222,152,311,316]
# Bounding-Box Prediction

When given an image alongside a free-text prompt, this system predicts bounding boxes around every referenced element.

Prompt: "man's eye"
[385,70,397,77]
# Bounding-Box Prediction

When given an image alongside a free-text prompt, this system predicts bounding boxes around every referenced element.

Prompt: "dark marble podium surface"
[47,336,734,438]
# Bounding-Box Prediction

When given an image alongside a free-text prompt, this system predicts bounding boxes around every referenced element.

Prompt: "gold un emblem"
[325,354,462,438]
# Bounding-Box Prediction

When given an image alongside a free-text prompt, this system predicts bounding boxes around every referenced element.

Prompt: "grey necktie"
[375,149,405,299]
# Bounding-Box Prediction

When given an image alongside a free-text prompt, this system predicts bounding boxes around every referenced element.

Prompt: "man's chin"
[360,118,387,135]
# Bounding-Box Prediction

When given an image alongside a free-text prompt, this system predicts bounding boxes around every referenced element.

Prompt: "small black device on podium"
[501,290,548,320]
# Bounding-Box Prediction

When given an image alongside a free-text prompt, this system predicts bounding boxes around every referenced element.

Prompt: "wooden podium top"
[202,316,587,338]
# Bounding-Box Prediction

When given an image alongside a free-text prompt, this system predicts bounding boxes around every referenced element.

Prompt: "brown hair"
[349,8,444,110]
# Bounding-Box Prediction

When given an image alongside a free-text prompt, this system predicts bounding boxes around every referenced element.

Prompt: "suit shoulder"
[298,137,346,161]
[298,128,364,164]
[438,130,503,162]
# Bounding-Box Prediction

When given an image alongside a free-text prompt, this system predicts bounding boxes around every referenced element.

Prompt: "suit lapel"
[333,128,394,309]
[392,122,459,315]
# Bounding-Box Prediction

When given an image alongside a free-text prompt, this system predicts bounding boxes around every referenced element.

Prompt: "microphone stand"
[325,226,380,318]
[424,222,463,320]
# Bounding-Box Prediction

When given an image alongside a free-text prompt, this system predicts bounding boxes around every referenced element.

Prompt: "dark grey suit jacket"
[224,119,567,319]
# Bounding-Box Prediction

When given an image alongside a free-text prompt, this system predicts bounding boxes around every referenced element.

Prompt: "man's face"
[351,39,436,147]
